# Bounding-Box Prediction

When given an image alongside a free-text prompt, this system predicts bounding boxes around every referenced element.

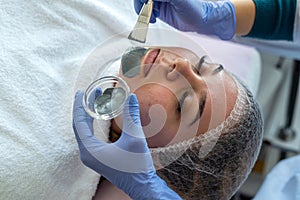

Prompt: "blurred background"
[231,38,300,199]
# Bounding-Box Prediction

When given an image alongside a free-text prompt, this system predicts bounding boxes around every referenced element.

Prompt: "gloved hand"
[134,0,236,40]
[72,91,182,200]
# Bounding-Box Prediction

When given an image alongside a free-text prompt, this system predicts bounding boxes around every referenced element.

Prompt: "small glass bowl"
[83,76,130,120]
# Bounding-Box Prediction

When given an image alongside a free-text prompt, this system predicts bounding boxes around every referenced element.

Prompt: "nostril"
[166,62,176,74]
[173,58,192,73]
[168,64,176,71]
[166,66,180,81]
[174,58,190,67]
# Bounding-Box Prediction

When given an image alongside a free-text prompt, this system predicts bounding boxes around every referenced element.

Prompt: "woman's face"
[111,47,238,148]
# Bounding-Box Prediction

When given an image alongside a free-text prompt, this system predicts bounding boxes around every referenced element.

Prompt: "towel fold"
[0,1,137,199]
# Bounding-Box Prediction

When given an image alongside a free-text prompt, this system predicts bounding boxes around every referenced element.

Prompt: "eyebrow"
[212,64,224,75]
[190,92,207,126]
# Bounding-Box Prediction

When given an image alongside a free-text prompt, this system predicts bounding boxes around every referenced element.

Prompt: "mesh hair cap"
[150,76,263,200]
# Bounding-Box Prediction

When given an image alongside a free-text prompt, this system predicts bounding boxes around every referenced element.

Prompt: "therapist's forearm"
[231,0,297,40]
[230,0,256,36]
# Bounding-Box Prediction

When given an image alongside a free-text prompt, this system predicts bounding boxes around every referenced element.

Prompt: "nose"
[166,58,197,81]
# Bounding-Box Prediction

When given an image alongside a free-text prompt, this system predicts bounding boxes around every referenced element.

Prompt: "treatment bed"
[0,1,261,199]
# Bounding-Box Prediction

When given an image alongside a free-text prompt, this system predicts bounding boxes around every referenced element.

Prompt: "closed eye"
[177,91,189,113]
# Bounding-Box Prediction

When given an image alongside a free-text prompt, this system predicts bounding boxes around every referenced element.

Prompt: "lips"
[143,49,160,77]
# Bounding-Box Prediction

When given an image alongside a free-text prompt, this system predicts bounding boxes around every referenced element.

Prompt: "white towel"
[0,1,136,199]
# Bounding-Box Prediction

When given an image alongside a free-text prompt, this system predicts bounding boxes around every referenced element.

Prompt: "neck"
[109,118,122,142]
[93,179,132,200]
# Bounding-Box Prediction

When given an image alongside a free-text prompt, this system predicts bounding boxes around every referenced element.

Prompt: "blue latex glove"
[134,0,236,40]
[72,91,182,200]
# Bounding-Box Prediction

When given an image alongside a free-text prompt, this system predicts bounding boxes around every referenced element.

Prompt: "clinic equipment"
[232,34,300,199]
[253,154,300,200]
[83,76,130,120]
[128,0,153,43]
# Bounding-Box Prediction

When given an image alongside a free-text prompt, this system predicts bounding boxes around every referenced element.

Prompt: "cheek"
[134,85,174,125]
[134,85,179,147]
[118,69,144,92]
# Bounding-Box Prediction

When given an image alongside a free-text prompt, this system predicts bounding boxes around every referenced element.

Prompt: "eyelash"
[177,91,189,113]
[193,56,206,75]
